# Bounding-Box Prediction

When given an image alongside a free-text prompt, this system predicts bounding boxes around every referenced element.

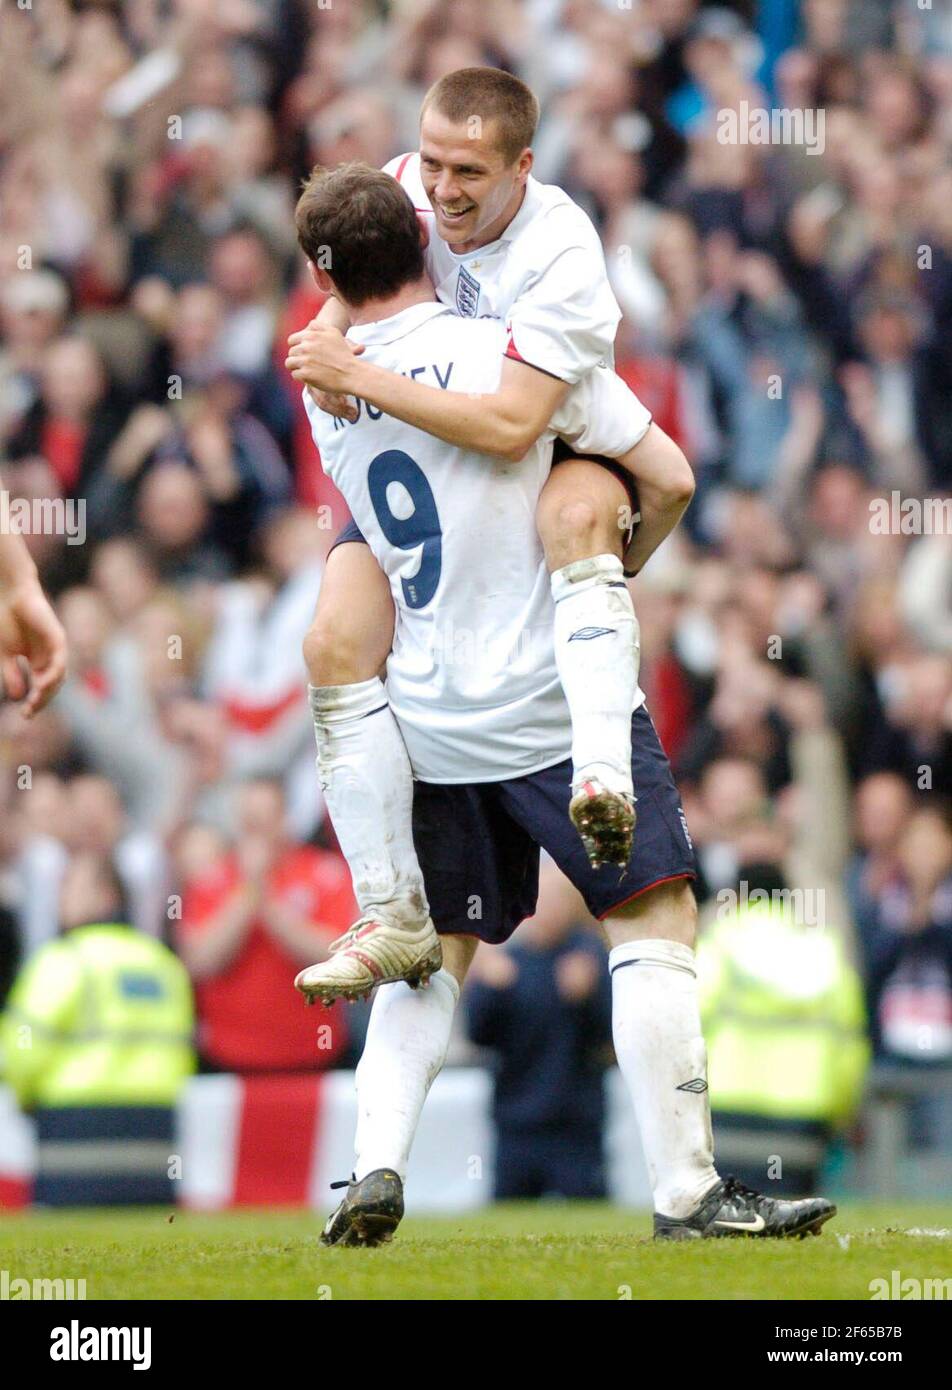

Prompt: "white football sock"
[550,554,638,797]
[309,678,429,920]
[353,969,460,1181]
[609,938,720,1218]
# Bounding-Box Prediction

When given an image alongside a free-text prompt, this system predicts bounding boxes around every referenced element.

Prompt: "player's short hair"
[295,162,425,307]
[422,67,539,164]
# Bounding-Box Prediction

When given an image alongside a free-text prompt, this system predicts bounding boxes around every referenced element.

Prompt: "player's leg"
[352,934,476,1182]
[322,781,540,1246]
[601,879,721,1218]
[498,708,836,1239]
[319,932,477,1247]
[536,457,640,870]
[296,530,441,1004]
[604,884,836,1239]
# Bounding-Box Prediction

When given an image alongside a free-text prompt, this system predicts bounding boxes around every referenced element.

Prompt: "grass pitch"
[1,1202,950,1300]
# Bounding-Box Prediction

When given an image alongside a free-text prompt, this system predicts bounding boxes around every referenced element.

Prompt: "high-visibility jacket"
[697,902,870,1127]
[0,924,195,1109]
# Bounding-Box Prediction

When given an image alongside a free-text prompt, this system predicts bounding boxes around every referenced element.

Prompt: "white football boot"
[295,909,442,1005]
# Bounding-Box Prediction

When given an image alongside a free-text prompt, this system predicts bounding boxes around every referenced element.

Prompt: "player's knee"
[605,877,698,949]
[303,614,363,687]
[537,492,617,569]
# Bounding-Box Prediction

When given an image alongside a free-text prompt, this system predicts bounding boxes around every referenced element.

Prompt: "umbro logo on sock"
[568,626,615,641]
[676,1078,708,1093]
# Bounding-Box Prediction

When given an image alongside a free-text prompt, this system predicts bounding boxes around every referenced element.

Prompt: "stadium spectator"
[858,802,952,1068]
[855,801,952,1156]
[697,858,870,1196]
[176,778,354,1074]
[6,336,129,498]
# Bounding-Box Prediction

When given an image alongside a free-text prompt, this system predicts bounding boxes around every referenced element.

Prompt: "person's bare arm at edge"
[0,524,67,718]
[287,322,568,463]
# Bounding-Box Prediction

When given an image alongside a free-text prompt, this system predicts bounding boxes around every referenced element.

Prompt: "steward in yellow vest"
[0,853,194,1205]
[697,866,869,1195]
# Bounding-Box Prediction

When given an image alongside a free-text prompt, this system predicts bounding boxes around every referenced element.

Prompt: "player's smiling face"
[419,109,532,253]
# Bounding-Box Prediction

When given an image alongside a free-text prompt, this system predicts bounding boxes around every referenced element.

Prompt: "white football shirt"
[382,152,651,454]
[304,301,645,783]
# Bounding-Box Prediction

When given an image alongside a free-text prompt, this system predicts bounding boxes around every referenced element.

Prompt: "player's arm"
[287,325,568,462]
[0,525,68,717]
[349,351,569,462]
[616,424,696,576]
[304,296,359,423]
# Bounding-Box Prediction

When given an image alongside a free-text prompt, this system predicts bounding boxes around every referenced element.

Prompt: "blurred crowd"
[0,0,950,1151]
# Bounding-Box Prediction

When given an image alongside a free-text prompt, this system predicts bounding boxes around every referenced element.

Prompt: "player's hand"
[0,578,68,718]
[307,387,359,424]
[285,323,364,395]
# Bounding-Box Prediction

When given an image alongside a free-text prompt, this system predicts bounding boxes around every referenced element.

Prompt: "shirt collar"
[347,300,453,348]
[498,175,542,243]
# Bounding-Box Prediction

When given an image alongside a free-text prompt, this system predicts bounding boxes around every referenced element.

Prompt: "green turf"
[1,1203,950,1300]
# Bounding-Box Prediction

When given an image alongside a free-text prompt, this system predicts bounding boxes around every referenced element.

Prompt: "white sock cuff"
[550,553,626,602]
[308,677,387,723]
[608,938,696,978]
[431,967,461,1006]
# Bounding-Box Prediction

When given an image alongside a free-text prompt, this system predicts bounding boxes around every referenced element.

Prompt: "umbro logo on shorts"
[568,626,615,641]
[676,1077,708,1093]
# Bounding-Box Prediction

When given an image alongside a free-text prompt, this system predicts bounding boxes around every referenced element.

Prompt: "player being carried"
[286,68,695,993]
[286,161,836,1244]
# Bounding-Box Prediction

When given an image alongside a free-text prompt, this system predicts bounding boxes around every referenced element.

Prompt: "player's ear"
[415,213,430,251]
[517,146,533,184]
[308,260,334,296]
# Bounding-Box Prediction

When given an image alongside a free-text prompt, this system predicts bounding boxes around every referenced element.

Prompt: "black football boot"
[320,1169,405,1247]
[654,1176,836,1240]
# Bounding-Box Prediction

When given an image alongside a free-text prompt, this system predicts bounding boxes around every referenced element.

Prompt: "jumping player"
[286,68,694,987]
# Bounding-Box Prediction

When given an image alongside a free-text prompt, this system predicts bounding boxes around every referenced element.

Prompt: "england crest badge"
[456,266,480,317]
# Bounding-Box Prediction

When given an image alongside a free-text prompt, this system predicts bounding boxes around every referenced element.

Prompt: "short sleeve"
[504,239,621,385]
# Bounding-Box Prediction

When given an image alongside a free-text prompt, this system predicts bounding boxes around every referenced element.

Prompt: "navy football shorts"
[411,705,696,945]
[331,516,368,549]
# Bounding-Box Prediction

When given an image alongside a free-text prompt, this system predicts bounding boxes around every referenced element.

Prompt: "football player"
[289,163,836,1244]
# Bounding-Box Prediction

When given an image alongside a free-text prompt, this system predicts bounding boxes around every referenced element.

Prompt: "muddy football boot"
[320,1169,405,1247]
[569,778,637,870]
[296,912,442,1005]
